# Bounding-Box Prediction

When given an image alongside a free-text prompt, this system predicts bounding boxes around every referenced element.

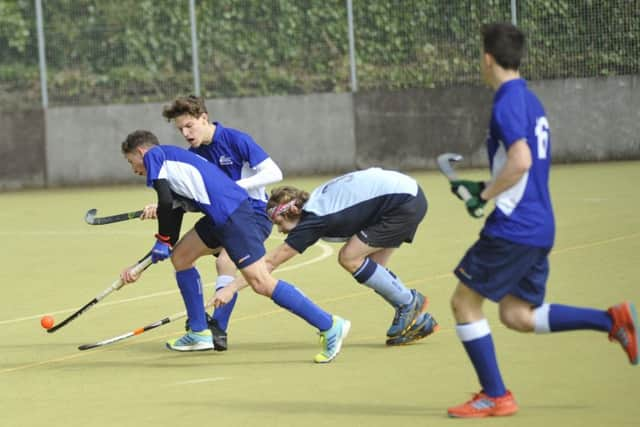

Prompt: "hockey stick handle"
[46,256,152,334]
[85,209,144,225]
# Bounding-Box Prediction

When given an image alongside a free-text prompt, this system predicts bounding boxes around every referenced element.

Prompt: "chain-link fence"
[1,0,638,111]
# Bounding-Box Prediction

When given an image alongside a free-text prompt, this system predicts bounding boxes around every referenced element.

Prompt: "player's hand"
[213,286,237,308]
[151,234,172,263]
[120,265,141,284]
[140,204,158,220]
[451,180,485,200]
[465,196,486,218]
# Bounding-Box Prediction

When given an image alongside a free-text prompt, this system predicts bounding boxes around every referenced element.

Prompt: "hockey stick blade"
[85,208,144,225]
[436,152,484,217]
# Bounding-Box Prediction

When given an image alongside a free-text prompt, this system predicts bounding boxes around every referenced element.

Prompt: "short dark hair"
[162,95,208,121]
[121,130,159,154]
[481,23,525,71]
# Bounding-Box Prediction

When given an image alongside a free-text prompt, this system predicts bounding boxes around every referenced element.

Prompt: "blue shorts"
[194,200,267,269]
[453,233,551,306]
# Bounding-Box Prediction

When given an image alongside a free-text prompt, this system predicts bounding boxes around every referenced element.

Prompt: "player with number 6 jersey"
[446,23,639,419]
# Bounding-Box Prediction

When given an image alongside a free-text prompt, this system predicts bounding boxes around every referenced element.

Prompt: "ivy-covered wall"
[1,0,637,109]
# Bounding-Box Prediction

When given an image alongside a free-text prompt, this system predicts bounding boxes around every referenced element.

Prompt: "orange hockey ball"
[40,315,55,330]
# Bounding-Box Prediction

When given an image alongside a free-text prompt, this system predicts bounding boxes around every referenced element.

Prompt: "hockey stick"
[78,302,214,351]
[78,309,187,350]
[436,152,484,217]
[85,208,144,225]
[47,256,153,333]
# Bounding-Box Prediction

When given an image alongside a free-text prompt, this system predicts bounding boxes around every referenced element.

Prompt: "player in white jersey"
[446,23,638,418]
[214,168,437,346]
[140,95,283,351]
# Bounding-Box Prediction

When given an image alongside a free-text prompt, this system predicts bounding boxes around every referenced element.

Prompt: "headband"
[268,200,297,221]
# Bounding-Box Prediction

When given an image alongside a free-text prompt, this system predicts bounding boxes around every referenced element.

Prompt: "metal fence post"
[35,0,48,108]
[511,0,518,26]
[346,0,357,92]
[189,0,201,96]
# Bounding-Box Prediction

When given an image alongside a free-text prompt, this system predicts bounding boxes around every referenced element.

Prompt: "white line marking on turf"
[171,377,228,386]
[0,242,334,326]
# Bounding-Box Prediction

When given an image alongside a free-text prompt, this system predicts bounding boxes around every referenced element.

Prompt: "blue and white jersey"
[190,122,270,213]
[483,78,555,248]
[285,168,418,253]
[143,145,248,227]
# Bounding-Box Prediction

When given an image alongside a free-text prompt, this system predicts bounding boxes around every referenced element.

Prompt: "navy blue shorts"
[358,186,428,248]
[453,233,551,306]
[194,200,267,269]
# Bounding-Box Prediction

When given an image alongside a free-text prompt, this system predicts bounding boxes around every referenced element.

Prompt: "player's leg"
[207,249,236,351]
[220,200,349,362]
[341,239,429,341]
[500,250,638,365]
[208,208,272,351]
[448,236,526,418]
[166,227,217,351]
[240,258,350,363]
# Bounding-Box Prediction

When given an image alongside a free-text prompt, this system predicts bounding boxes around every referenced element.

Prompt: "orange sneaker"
[447,390,518,418]
[607,302,639,365]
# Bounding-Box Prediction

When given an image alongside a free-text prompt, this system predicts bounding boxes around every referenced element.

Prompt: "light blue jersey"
[483,78,555,248]
[190,122,270,213]
[143,145,248,227]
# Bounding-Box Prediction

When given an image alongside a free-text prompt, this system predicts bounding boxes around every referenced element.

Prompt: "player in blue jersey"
[446,23,638,418]
[214,168,437,346]
[119,130,349,363]
[141,95,283,351]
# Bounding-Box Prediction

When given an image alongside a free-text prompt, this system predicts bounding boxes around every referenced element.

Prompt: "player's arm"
[480,139,532,201]
[212,242,300,307]
[235,157,283,190]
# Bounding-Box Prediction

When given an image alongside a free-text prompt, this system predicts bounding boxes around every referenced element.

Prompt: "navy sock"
[271,280,333,331]
[212,275,237,332]
[176,267,207,332]
[544,303,612,332]
[353,258,412,306]
[456,319,507,398]
[213,293,237,332]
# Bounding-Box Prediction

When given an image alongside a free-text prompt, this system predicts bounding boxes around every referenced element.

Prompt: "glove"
[151,233,172,263]
[450,180,485,200]
[465,195,486,219]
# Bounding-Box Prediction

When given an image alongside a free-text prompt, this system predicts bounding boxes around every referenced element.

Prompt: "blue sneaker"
[387,289,427,338]
[166,329,213,352]
[314,316,351,363]
[386,312,439,346]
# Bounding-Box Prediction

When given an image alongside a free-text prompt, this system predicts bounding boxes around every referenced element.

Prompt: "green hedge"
[0,0,637,108]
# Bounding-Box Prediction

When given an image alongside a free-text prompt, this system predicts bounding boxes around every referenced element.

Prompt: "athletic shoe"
[314,316,351,363]
[386,312,439,346]
[447,390,518,418]
[166,329,214,352]
[386,289,428,338]
[208,317,228,352]
[607,301,639,365]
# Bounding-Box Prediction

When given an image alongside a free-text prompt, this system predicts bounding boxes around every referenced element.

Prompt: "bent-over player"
[215,167,437,346]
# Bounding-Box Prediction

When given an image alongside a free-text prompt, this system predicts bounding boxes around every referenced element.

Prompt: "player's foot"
[386,312,439,346]
[208,317,228,352]
[607,301,639,365]
[314,316,350,363]
[386,289,428,338]
[166,329,214,352]
[447,390,518,418]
